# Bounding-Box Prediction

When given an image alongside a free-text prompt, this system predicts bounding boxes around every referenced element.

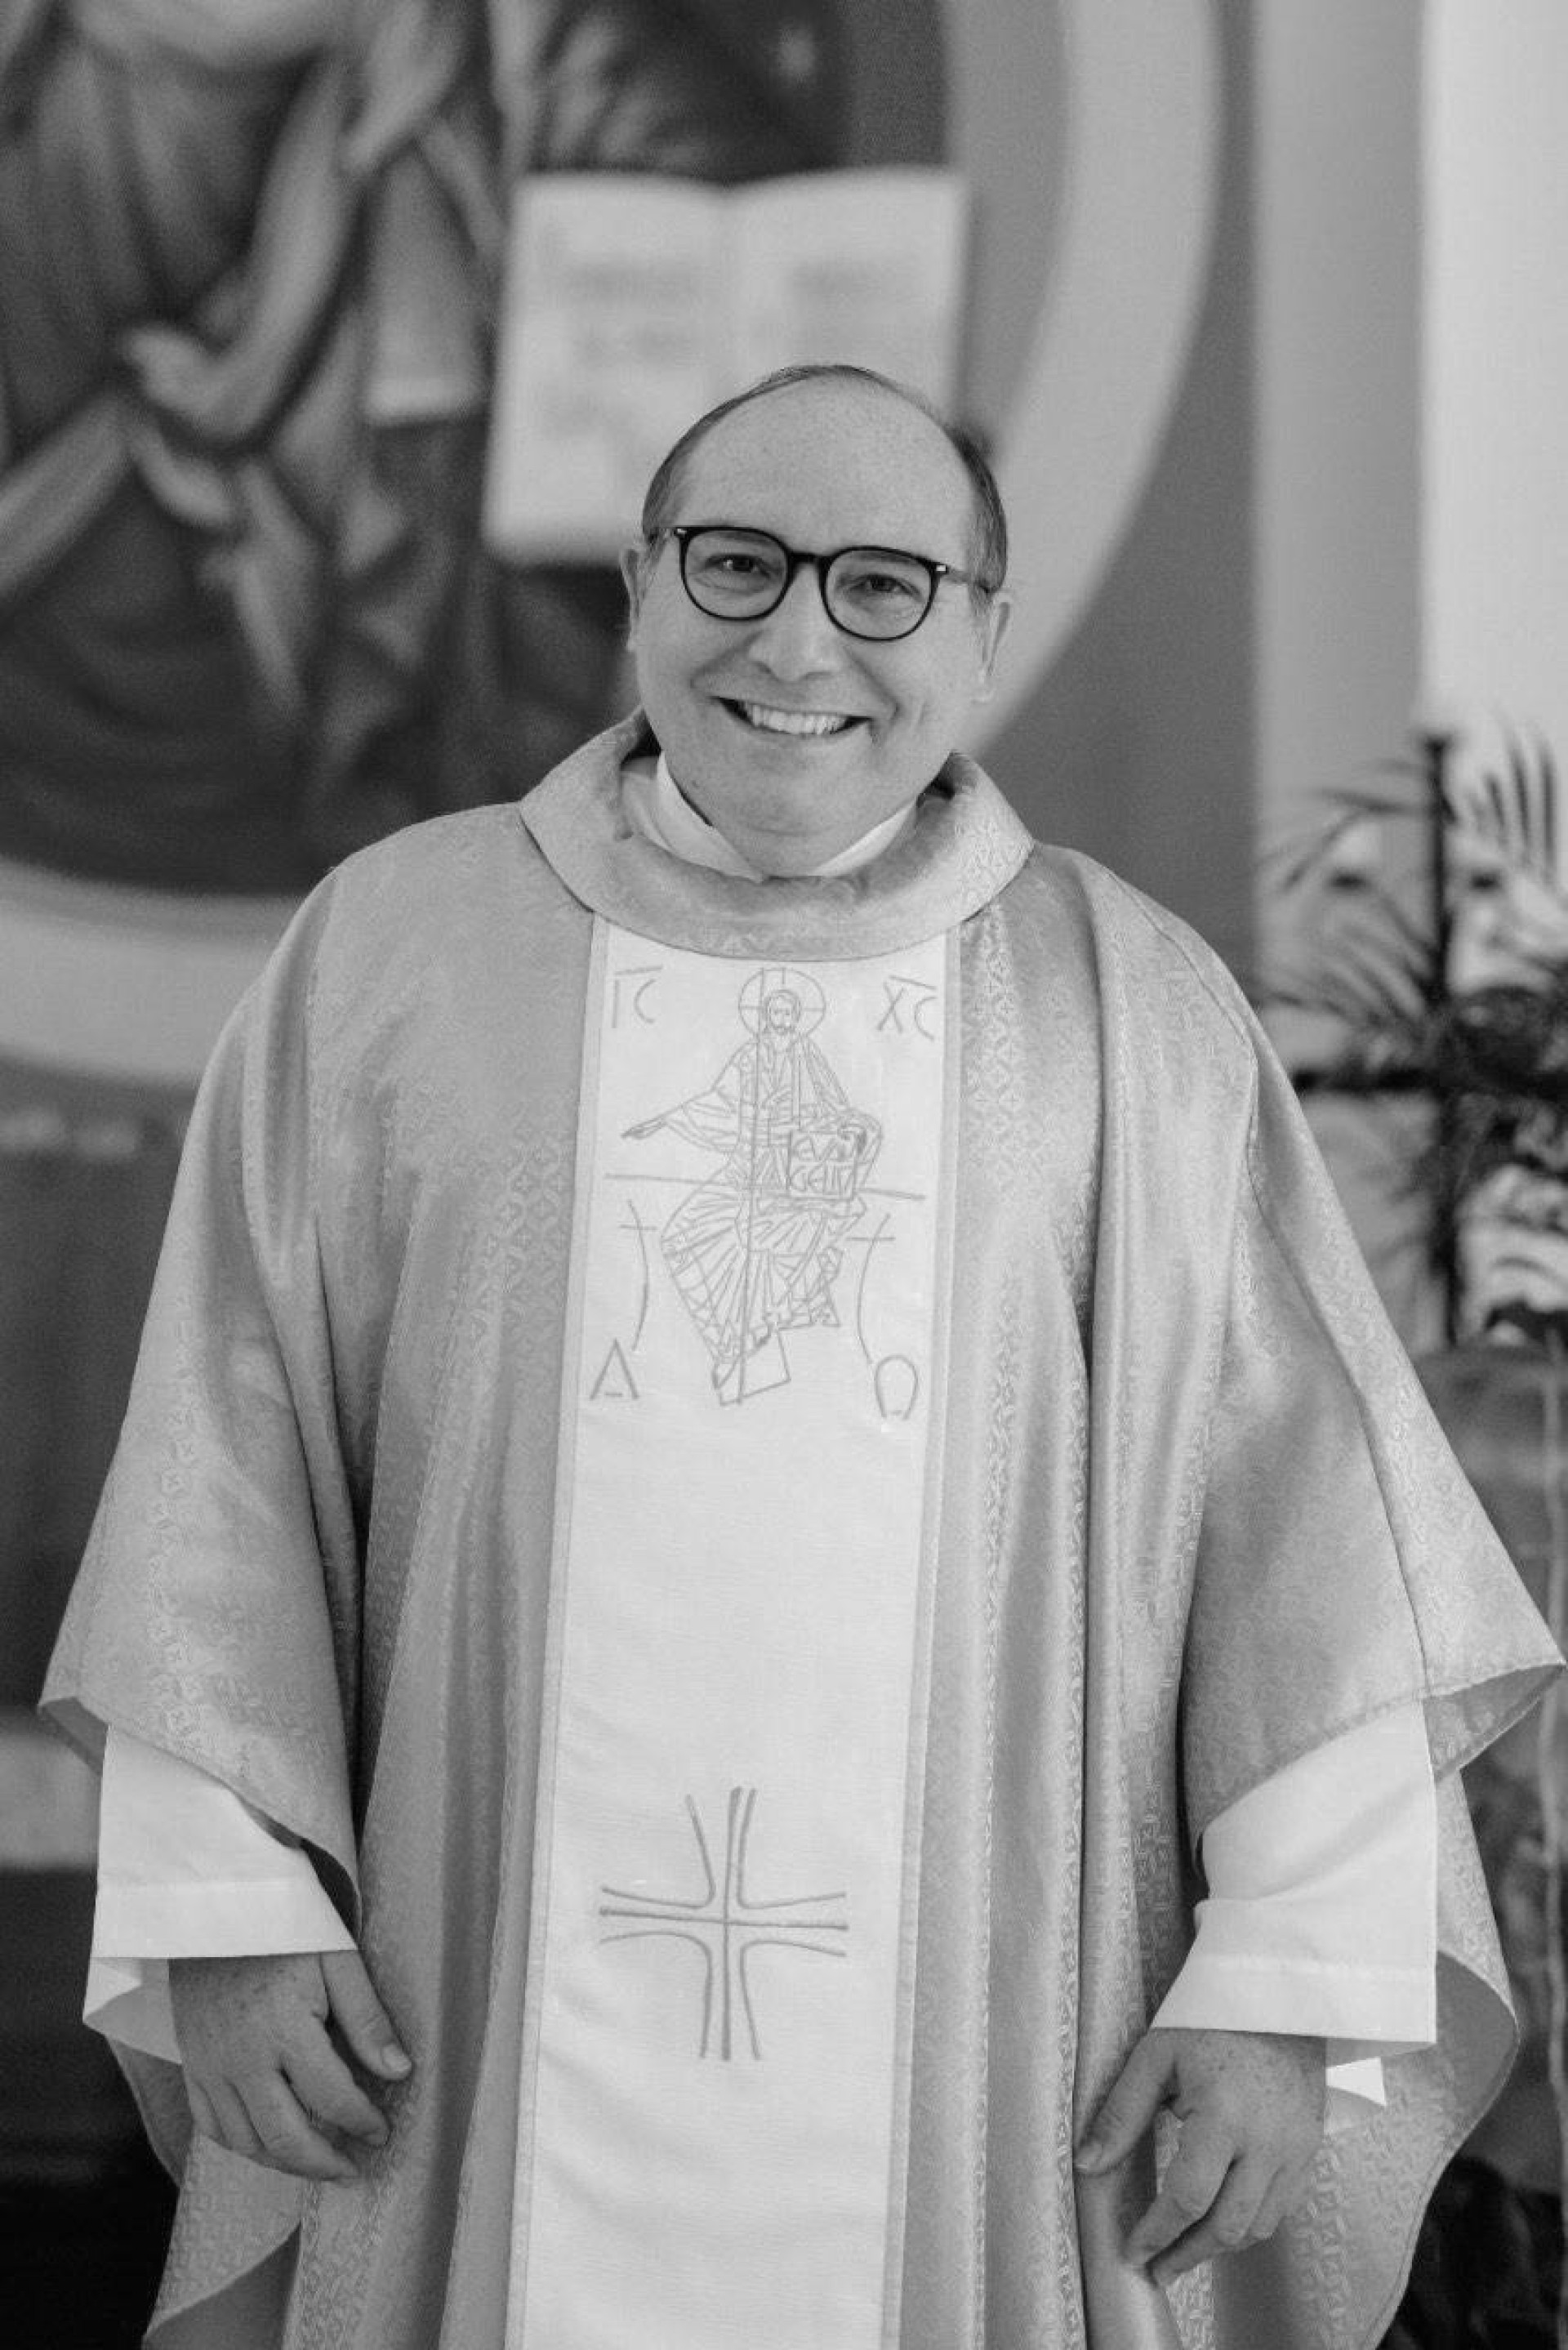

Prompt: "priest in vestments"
[45,366,1562,2348]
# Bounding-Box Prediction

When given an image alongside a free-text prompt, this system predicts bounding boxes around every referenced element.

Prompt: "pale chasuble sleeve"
[42,877,367,2202]
[1179,1001,1561,1824]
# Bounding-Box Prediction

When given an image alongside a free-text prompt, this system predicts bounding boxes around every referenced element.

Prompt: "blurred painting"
[483,165,970,560]
[0,0,946,898]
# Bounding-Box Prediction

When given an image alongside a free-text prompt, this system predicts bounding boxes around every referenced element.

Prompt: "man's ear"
[971,591,1014,705]
[620,544,645,644]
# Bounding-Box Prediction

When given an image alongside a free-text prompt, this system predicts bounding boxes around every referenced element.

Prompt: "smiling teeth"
[740,703,852,737]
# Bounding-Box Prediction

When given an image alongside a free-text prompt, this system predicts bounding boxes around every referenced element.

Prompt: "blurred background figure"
[0,0,944,892]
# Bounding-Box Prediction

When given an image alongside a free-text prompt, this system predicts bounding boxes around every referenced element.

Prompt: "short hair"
[637,363,1009,606]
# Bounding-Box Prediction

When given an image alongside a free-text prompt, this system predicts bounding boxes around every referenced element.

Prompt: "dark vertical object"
[1419,718,1460,1343]
[0,1872,176,2350]
[0,1119,182,1702]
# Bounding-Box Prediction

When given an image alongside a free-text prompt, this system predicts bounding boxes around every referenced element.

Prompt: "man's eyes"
[687,543,928,608]
[839,569,924,604]
[694,550,777,583]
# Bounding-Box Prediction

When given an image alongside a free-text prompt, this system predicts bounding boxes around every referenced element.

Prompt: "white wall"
[1253,0,1568,889]
[1424,0,1568,812]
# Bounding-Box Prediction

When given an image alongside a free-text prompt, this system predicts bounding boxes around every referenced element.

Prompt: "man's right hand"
[169,1949,412,2183]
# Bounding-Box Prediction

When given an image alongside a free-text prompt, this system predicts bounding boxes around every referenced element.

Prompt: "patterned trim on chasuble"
[507,919,959,2350]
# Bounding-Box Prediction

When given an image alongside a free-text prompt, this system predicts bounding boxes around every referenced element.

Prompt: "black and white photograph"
[2,4,1565,2345]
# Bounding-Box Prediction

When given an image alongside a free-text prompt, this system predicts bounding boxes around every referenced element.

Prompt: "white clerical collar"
[621,753,915,881]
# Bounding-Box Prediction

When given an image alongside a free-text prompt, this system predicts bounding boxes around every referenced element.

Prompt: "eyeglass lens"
[680,528,936,640]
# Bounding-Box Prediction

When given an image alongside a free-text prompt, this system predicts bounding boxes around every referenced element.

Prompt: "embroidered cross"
[599,1788,849,2060]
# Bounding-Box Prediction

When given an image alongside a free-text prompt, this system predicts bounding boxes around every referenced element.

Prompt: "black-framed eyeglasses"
[652,524,986,642]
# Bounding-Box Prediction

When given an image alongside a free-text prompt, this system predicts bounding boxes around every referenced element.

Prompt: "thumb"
[321,1946,412,2079]
[1076,2032,1174,2173]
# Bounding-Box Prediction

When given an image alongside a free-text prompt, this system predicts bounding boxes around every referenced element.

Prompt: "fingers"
[1244,2167,1298,2250]
[1081,2027,1327,2287]
[237,2072,363,2186]
[1138,2149,1273,2285]
[188,2042,376,2183]
[1083,2026,1328,2283]
[1125,2137,1318,2286]
[1075,2033,1175,2173]
[1123,2114,1235,2275]
[186,2038,366,2183]
[320,1947,412,2081]
[172,1950,409,2183]
[1141,2145,1318,2286]
[283,2031,393,2149]
[189,2073,273,2173]
[185,2076,223,2147]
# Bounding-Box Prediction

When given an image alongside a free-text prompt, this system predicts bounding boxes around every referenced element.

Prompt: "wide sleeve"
[1183,1023,1561,1838]
[87,1728,354,2063]
[42,876,365,1935]
[1152,1706,1443,2135]
[1162,1706,1435,2035]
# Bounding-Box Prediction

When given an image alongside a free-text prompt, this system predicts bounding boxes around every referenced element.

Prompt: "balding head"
[620,368,1013,876]
[639,365,1009,609]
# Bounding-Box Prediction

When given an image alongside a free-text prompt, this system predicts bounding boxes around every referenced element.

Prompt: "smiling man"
[618,372,1011,876]
[47,367,1561,2349]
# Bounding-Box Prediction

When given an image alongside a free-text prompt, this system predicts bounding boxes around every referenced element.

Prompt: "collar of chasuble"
[519,711,1035,957]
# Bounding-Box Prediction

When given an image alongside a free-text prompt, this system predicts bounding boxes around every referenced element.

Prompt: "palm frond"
[1257,719,1568,1335]
[1369,890,1441,970]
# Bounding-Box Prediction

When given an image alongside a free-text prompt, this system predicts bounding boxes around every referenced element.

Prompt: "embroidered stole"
[508,920,956,2348]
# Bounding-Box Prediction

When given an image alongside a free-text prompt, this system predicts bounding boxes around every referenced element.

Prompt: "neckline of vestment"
[519,711,1035,961]
[628,751,917,880]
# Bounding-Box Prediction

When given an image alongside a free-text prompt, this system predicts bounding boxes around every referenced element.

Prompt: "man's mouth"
[721,699,865,739]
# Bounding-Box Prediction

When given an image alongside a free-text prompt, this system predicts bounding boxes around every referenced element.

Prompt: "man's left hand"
[1075,2026,1326,2287]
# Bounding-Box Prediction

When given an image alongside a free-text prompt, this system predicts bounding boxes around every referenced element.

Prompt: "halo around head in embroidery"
[738,965,826,1036]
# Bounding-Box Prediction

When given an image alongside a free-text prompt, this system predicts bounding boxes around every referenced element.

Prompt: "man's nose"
[746,566,844,676]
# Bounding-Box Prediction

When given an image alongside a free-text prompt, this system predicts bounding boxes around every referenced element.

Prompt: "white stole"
[509,918,957,2348]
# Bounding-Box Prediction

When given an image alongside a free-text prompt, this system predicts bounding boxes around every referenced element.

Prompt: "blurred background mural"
[3,0,1566,2343]
[0,0,942,893]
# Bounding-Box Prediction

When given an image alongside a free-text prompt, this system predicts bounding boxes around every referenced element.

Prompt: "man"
[47,365,1561,2348]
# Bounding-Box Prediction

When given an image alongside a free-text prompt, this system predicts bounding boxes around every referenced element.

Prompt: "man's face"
[621,384,1011,876]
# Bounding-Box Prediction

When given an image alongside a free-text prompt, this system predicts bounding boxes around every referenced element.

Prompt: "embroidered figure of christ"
[624,967,881,1404]
[599,1788,849,2060]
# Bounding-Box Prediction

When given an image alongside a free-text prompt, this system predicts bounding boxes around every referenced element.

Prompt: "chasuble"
[46,713,1561,2348]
